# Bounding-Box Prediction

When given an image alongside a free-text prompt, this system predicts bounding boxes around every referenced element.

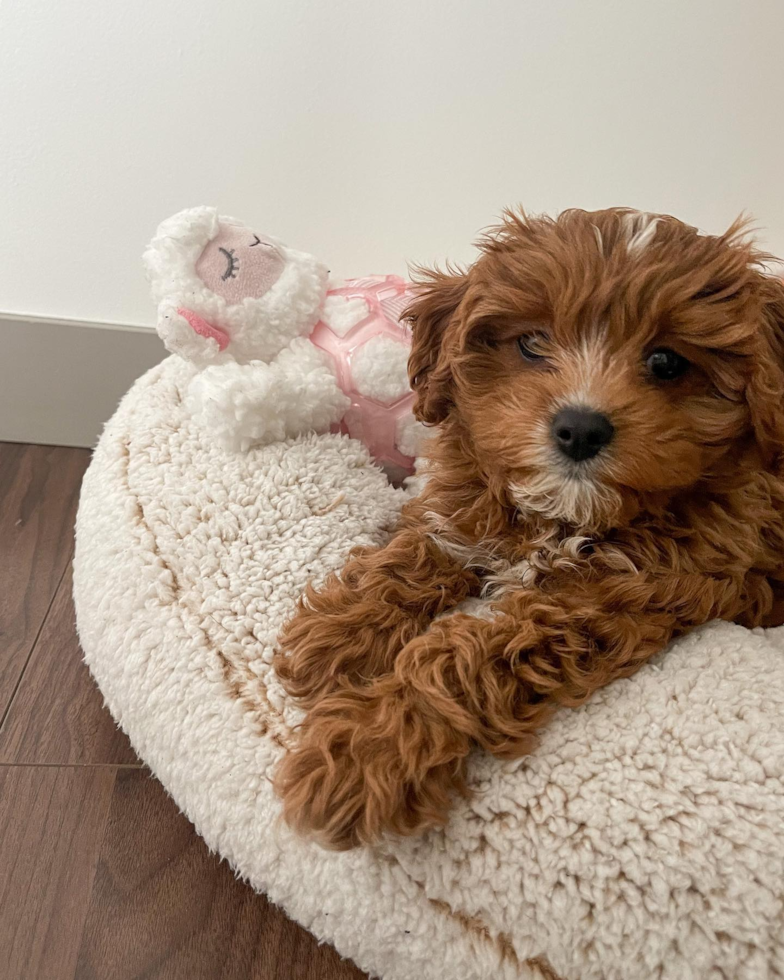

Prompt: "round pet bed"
[74,355,784,980]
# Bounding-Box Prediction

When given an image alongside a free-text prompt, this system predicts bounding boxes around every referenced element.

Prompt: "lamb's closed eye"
[219,246,239,280]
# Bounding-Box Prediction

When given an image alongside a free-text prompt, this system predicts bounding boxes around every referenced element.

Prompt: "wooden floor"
[0,442,368,980]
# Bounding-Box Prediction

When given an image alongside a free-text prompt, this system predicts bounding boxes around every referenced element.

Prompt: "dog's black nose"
[552,407,614,462]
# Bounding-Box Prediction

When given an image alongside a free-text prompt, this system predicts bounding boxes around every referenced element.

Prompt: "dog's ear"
[747,275,784,464]
[405,266,469,424]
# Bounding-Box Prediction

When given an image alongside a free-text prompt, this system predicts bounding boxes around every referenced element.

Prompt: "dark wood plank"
[0,563,140,765]
[75,769,368,980]
[0,442,90,719]
[0,765,116,980]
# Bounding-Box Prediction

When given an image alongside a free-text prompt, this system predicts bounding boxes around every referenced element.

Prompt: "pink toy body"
[310,276,416,475]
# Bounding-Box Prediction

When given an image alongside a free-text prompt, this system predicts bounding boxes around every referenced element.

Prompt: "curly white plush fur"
[186,340,350,452]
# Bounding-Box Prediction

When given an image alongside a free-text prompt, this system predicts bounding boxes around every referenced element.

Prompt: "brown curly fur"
[273,207,784,849]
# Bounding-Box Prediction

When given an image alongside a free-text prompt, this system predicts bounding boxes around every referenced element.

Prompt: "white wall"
[2,0,783,328]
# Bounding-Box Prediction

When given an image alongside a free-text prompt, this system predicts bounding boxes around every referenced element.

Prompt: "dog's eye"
[517,334,548,361]
[646,348,690,381]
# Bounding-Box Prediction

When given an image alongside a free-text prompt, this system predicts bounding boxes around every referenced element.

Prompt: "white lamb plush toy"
[143,207,427,477]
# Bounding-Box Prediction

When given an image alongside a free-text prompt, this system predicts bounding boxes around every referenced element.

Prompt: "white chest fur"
[426,515,593,597]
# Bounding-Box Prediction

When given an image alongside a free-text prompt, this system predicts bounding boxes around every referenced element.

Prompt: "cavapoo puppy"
[273,207,784,849]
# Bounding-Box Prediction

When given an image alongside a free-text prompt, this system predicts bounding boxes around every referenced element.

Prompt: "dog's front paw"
[274,730,375,850]
[274,690,468,848]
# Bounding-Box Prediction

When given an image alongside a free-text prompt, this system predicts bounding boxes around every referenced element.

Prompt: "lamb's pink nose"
[177,308,230,351]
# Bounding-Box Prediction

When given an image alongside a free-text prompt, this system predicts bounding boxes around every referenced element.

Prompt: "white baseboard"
[0,313,165,448]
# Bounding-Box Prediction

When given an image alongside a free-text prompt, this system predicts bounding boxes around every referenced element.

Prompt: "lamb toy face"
[144,207,329,367]
[143,207,426,476]
[195,225,285,306]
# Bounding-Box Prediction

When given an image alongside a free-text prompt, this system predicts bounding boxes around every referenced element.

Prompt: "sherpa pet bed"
[75,207,784,979]
[74,353,784,980]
